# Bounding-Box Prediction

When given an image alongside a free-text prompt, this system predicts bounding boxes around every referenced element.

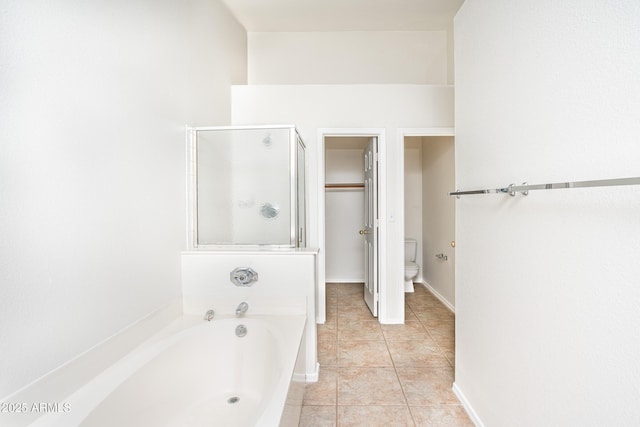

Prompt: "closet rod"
[449,176,640,197]
[325,183,365,189]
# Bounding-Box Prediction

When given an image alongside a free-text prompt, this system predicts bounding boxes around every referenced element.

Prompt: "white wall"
[325,143,366,282]
[0,0,246,399]
[248,31,448,84]
[454,1,640,426]
[232,85,455,323]
[181,250,318,379]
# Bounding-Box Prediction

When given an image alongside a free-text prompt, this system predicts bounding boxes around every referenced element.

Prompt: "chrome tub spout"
[235,302,249,317]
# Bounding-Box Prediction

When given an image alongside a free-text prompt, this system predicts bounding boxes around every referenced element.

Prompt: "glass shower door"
[196,127,292,246]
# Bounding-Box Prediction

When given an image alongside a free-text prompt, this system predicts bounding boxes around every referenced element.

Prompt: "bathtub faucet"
[235,302,249,317]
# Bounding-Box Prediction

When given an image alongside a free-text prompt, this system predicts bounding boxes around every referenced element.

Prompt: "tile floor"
[298,283,474,427]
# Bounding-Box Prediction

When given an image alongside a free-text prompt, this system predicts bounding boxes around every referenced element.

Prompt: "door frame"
[317,128,386,324]
[397,127,455,306]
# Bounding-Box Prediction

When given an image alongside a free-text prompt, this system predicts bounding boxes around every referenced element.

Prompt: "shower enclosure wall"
[187,125,306,248]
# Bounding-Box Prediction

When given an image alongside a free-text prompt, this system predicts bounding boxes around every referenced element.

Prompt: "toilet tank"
[404,238,417,263]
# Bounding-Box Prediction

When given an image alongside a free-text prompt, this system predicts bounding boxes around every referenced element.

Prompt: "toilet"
[404,238,419,292]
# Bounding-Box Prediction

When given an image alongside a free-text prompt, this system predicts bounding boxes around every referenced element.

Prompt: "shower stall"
[186,125,306,248]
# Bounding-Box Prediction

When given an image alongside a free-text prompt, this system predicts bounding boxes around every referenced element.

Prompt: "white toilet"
[404,238,419,292]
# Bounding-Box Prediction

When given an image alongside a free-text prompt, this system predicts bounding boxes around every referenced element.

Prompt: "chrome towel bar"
[449,176,640,197]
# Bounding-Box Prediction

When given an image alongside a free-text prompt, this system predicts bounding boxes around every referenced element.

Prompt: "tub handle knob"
[230,267,258,287]
[204,309,215,321]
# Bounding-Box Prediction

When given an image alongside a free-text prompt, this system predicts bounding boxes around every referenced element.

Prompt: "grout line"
[334,377,338,425]
[382,315,417,426]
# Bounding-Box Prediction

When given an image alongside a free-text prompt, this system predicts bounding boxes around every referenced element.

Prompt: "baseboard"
[417,281,455,313]
[452,382,484,427]
[306,362,320,383]
[379,315,404,325]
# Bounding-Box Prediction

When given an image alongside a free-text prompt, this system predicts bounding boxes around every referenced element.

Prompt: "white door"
[361,137,378,316]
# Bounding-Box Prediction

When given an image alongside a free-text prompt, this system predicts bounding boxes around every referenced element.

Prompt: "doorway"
[317,129,386,324]
[324,136,369,284]
[401,132,456,310]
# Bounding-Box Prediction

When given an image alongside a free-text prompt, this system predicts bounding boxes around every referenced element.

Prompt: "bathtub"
[30,314,307,427]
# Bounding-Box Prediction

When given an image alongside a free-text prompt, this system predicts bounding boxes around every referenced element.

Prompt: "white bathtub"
[30,314,307,427]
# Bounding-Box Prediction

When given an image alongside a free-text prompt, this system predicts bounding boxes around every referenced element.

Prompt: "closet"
[324,137,370,282]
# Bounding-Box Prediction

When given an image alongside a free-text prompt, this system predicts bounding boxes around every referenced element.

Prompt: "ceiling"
[220,0,466,32]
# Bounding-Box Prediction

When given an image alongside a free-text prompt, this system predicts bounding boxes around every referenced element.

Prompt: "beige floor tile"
[414,308,454,324]
[326,283,339,298]
[435,337,455,364]
[381,320,430,341]
[434,336,455,352]
[387,339,450,367]
[427,323,455,343]
[337,283,364,296]
[337,405,414,426]
[338,304,375,322]
[317,285,464,426]
[337,367,405,405]
[412,285,432,294]
[326,296,339,314]
[339,296,370,310]
[318,339,338,366]
[304,367,338,405]
[337,340,393,367]
[410,404,474,427]
[396,366,459,406]
[404,304,418,321]
[420,322,455,339]
[406,288,438,300]
[444,352,455,368]
[338,319,383,341]
[406,296,439,310]
[318,320,338,341]
[299,405,337,427]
